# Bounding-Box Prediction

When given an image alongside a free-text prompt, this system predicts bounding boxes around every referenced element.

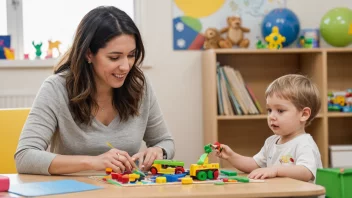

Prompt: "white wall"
[138,0,352,167]
[1,0,352,167]
[138,0,203,166]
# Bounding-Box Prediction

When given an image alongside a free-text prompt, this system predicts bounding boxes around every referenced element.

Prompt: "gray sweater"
[14,72,175,175]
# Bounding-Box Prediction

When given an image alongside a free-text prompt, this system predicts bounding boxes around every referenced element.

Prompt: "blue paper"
[9,179,102,197]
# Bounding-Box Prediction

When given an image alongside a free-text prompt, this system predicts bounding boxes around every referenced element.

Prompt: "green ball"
[320,7,352,47]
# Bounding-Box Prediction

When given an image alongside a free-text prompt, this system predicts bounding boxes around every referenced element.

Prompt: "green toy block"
[197,153,208,165]
[316,168,352,198]
[227,176,249,183]
[204,144,213,154]
[220,170,237,176]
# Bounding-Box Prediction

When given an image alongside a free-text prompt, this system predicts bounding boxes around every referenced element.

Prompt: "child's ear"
[300,107,311,122]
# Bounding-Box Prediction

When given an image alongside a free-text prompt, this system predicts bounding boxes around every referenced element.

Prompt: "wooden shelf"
[328,112,352,117]
[217,114,267,120]
[202,48,352,168]
[217,113,324,120]
[0,59,58,68]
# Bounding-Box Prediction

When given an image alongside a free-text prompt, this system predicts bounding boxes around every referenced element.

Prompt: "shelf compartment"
[328,117,352,146]
[216,52,324,116]
[327,52,352,92]
[328,112,352,118]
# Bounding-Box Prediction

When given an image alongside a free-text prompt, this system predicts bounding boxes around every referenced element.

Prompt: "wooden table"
[0,173,325,198]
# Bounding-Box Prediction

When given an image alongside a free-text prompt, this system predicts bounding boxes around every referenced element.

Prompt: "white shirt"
[253,133,323,182]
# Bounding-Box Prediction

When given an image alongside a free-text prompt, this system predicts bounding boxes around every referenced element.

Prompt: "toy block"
[227,176,249,183]
[103,175,112,181]
[197,153,209,165]
[156,177,167,183]
[120,175,129,184]
[111,172,120,180]
[0,175,9,192]
[105,168,112,175]
[220,170,237,176]
[164,173,187,182]
[106,179,122,186]
[181,177,193,185]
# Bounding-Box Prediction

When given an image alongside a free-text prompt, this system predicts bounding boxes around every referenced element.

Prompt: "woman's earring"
[88,60,91,64]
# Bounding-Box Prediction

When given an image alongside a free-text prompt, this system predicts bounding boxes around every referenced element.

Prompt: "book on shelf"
[216,64,262,116]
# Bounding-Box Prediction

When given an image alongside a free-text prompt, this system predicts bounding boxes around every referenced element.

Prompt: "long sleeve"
[14,77,60,175]
[143,78,175,159]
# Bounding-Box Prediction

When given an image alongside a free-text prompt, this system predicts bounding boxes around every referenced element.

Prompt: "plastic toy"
[316,168,352,198]
[155,177,167,183]
[328,89,352,112]
[0,175,9,192]
[3,47,14,60]
[92,142,263,187]
[190,143,220,181]
[181,177,193,184]
[150,160,185,175]
[32,41,43,59]
[220,170,237,176]
[45,40,61,59]
[320,7,352,47]
[265,26,286,50]
[261,8,300,47]
[297,29,320,48]
[256,40,267,49]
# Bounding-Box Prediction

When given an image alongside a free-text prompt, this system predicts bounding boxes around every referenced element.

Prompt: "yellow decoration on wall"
[349,24,352,35]
[174,0,225,18]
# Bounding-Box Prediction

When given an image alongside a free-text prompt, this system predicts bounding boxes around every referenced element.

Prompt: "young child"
[216,74,323,182]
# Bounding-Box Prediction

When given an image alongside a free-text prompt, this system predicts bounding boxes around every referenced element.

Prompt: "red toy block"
[0,175,10,192]
[111,172,121,180]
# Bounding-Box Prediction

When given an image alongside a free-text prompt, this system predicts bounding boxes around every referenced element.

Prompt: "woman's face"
[87,34,136,90]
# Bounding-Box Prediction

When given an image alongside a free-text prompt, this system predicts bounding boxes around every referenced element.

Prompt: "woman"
[15,6,174,175]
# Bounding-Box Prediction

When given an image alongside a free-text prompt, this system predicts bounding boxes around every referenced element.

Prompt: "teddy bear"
[220,16,250,48]
[203,27,232,50]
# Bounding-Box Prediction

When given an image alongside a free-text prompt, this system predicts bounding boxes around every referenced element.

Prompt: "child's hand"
[248,167,278,180]
[215,144,234,160]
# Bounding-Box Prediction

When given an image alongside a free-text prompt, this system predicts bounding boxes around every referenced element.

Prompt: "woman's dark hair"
[55,6,145,124]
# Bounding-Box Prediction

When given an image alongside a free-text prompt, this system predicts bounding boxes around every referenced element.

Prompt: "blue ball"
[261,8,300,47]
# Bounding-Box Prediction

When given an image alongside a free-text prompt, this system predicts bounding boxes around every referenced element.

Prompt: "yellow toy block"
[156,176,167,183]
[181,177,193,184]
[129,173,140,183]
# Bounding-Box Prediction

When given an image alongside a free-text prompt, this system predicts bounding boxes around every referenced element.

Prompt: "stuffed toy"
[220,16,250,48]
[203,28,232,49]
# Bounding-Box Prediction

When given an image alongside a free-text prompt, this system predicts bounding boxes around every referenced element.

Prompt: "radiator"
[0,94,36,108]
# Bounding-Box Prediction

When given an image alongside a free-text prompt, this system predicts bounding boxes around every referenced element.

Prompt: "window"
[0,1,7,35]
[2,0,135,60]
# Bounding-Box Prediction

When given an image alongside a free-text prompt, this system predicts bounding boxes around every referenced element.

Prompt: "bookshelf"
[202,48,352,168]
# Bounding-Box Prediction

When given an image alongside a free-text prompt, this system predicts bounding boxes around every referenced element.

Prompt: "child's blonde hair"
[265,74,321,126]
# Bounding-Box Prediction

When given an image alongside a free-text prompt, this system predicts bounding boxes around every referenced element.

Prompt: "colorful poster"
[172,0,287,50]
[0,35,11,59]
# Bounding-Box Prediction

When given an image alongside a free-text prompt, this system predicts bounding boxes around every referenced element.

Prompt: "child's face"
[266,94,306,137]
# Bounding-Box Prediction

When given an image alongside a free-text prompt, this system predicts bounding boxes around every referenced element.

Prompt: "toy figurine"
[45,40,61,59]
[265,26,286,50]
[3,47,15,60]
[256,40,267,49]
[32,41,43,59]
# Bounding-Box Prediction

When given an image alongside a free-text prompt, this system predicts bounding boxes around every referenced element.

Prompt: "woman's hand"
[89,149,134,173]
[132,147,163,171]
